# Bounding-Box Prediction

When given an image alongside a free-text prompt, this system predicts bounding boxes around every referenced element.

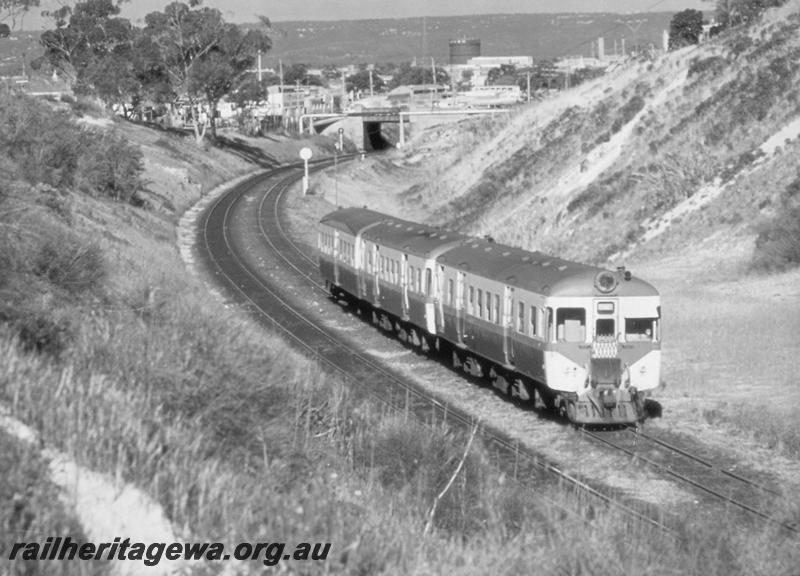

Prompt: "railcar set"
[318,207,661,425]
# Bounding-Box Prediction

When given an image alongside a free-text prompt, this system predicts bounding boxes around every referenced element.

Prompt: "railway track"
[582,426,799,535]
[193,159,680,537]
[253,163,799,538]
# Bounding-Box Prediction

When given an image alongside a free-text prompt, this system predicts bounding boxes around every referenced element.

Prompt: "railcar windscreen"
[596,318,615,338]
[625,318,658,342]
[556,308,586,342]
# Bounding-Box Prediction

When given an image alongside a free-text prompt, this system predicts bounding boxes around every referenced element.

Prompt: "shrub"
[752,204,800,271]
[611,95,645,134]
[12,308,72,358]
[77,131,144,203]
[688,55,728,77]
[33,236,105,295]
[0,97,82,189]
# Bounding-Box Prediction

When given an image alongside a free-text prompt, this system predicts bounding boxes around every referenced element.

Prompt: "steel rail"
[581,428,798,534]
[625,427,784,497]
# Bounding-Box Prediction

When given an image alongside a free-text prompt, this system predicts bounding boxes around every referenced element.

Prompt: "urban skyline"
[21,0,708,29]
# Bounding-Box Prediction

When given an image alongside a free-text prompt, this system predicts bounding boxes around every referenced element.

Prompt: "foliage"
[0,92,82,189]
[611,95,645,134]
[752,174,800,271]
[141,1,272,142]
[39,0,136,101]
[388,62,449,89]
[283,63,323,87]
[0,430,109,576]
[688,55,729,77]
[0,22,9,37]
[712,0,787,28]
[0,0,38,29]
[669,9,704,49]
[0,92,145,203]
[77,131,144,202]
[486,63,518,86]
[346,69,385,94]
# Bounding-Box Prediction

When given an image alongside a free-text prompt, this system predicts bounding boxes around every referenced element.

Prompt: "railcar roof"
[320,208,469,256]
[320,209,658,297]
[319,207,387,236]
[362,220,470,257]
[438,238,658,297]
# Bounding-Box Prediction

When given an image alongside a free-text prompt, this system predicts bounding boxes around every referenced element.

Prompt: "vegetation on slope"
[2,66,799,576]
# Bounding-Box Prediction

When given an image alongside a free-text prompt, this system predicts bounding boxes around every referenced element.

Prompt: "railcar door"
[333,231,340,285]
[359,239,368,299]
[456,272,465,345]
[401,254,409,319]
[373,245,381,306]
[503,287,514,365]
[435,265,445,333]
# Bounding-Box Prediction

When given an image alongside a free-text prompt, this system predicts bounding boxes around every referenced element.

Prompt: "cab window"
[556,308,586,342]
[596,319,615,338]
[626,318,658,342]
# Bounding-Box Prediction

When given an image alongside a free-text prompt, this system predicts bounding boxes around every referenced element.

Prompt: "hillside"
[317,0,800,460]
[262,12,675,65]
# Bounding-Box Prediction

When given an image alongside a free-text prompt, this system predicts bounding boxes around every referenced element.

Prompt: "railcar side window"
[447,279,454,306]
[556,308,586,342]
[486,291,492,322]
[425,269,432,297]
[493,294,500,325]
[416,268,422,293]
[530,306,538,337]
[517,302,525,333]
[477,289,484,318]
[625,318,657,342]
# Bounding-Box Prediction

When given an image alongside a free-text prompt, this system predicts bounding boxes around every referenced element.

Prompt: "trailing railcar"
[318,207,661,425]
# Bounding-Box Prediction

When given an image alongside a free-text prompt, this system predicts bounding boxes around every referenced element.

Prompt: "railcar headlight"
[594,271,618,293]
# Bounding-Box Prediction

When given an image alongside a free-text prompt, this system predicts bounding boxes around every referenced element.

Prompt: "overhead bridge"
[300,108,497,151]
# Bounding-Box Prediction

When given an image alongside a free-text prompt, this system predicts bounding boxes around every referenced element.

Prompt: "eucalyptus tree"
[1,0,39,29]
[142,1,271,142]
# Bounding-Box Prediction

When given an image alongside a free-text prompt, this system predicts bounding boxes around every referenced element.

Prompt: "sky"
[22,0,709,29]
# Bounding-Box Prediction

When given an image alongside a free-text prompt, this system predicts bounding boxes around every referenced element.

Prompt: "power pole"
[526,70,531,102]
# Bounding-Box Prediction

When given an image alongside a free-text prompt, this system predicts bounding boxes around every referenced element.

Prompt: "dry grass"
[3,54,800,574]
[0,427,110,576]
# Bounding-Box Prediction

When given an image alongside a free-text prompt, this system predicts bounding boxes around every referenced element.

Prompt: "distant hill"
[261,12,679,65]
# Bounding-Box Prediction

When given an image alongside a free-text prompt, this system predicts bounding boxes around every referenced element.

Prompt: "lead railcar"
[318,207,661,425]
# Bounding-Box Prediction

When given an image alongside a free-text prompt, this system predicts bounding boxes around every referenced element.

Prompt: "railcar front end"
[543,270,661,424]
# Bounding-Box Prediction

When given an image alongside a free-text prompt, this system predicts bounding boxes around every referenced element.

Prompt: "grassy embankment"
[0,88,798,576]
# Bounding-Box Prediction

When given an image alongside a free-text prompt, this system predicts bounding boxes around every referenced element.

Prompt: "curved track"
[248,165,798,537]
[193,160,679,537]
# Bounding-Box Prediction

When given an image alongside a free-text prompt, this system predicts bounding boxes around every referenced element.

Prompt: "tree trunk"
[208,99,218,140]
